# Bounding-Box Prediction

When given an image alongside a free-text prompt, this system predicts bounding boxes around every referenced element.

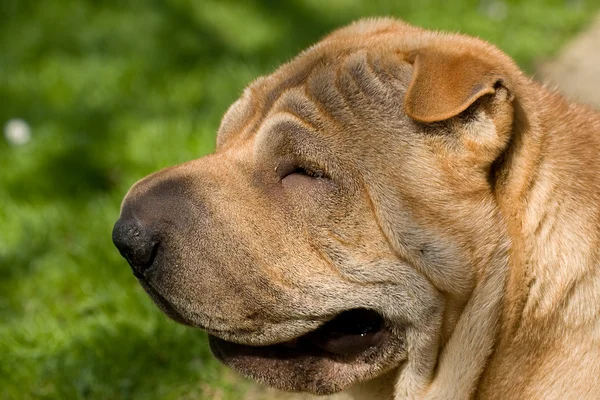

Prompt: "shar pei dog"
[113,18,600,399]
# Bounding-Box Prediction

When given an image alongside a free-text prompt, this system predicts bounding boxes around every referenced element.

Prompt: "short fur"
[115,18,600,399]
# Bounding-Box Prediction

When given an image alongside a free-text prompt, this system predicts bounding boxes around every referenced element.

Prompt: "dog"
[112,18,600,399]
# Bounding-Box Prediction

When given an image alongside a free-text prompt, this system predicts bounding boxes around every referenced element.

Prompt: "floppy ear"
[404,49,510,123]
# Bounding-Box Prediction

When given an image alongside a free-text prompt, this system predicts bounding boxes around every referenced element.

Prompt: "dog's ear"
[404,49,510,123]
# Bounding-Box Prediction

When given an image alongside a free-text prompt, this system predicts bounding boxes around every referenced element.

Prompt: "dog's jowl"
[113,18,600,400]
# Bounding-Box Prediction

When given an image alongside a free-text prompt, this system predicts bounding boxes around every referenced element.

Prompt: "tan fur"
[116,18,600,399]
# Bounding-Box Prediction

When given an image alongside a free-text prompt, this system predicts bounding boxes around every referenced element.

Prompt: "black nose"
[112,217,159,275]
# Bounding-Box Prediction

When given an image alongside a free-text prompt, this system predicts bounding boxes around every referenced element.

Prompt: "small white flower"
[4,118,31,146]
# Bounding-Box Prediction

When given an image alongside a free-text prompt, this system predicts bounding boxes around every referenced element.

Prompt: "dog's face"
[113,19,517,395]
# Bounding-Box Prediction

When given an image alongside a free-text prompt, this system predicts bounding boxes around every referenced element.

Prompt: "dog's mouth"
[263,308,386,358]
[136,275,403,394]
[139,271,388,358]
[209,308,398,394]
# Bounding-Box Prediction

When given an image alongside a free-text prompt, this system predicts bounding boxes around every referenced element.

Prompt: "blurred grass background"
[0,1,598,399]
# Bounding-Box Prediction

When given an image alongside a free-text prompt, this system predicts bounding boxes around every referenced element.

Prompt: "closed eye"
[277,160,329,181]
[278,160,336,198]
[289,166,326,179]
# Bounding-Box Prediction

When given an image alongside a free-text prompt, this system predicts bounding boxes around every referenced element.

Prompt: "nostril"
[112,218,159,275]
[124,241,160,277]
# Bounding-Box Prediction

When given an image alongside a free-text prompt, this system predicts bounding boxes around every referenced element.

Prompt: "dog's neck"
[497,83,600,337]
[478,83,600,397]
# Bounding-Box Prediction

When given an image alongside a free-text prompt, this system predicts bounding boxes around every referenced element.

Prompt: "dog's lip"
[208,327,394,395]
[136,272,390,356]
[210,309,389,360]
[136,275,326,342]
[135,276,195,326]
[139,276,390,353]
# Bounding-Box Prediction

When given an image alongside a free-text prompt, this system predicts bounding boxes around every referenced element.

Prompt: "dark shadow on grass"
[4,129,118,203]
[0,235,49,318]
[32,320,236,399]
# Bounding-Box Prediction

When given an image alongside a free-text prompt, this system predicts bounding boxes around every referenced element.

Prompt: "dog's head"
[113,19,519,395]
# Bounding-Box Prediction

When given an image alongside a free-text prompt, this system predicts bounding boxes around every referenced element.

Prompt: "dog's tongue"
[312,330,383,356]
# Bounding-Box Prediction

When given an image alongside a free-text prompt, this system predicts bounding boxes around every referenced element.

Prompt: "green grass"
[0,1,597,399]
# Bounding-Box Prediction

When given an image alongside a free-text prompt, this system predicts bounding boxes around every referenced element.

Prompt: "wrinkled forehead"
[215,45,414,153]
[214,17,517,152]
[211,19,425,149]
